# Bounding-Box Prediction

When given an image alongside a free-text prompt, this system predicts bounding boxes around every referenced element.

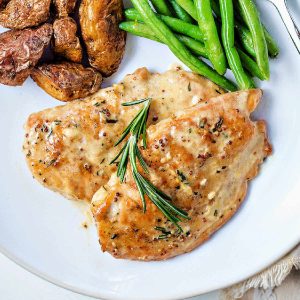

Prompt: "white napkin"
[221,245,300,299]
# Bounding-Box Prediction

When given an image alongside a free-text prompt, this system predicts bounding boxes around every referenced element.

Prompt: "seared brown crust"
[79,0,126,76]
[0,0,51,29]
[54,0,77,17]
[0,24,53,86]
[91,90,272,260]
[53,17,83,63]
[31,62,102,101]
[23,67,224,202]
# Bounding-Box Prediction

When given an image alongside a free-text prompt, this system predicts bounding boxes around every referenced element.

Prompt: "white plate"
[1,1,300,299]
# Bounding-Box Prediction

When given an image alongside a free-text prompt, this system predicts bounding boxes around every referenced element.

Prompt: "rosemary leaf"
[111,98,190,230]
[122,98,151,106]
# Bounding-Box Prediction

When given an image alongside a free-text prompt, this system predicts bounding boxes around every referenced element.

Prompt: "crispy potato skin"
[54,0,77,17]
[0,24,53,86]
[53,17,83,63]
[31,62,102,101]
[0,0,51,29]
[79,0,126,76]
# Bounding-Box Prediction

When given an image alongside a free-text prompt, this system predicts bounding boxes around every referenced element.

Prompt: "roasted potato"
[31,62,102,101]
[0,24,53,86]
[54,0,77,17]
[53,17,83,63]
[79,0,126,76]
[0,0,51,29]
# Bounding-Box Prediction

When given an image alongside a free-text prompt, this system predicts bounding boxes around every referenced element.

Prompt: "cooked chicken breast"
[91,89,271,260]
[23,67,223,201]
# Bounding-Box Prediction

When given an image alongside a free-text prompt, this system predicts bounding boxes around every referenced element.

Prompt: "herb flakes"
[111,233,118,239]
[199,117,207,129]
[212,117,223,132]
[177,170,189,185]
[54,120,61,125]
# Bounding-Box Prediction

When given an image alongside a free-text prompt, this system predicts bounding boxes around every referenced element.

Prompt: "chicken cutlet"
[23,67,223,201]
[91,89,271,260]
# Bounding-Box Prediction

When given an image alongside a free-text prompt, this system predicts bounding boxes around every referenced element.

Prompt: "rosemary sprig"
[110,98,190,231]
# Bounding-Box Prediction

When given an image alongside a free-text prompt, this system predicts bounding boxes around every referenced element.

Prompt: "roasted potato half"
[79,0,126,76]
[54,0,77,17]
[0,0,51,29]
[53,17,83,63]
[31,62,102,101]
[0,24,53,86]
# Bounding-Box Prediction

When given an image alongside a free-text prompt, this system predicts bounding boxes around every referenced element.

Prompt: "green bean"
[235,24,256,57]
[119,21,161,42]
[194,0,227,75]
[237,48,264,80]
[125,8,145,21]
[262,26,279,58]
[232,0,279,58]
[121,21,262,79]
[236,0,269,80]
[176,35,208,58]
[174,0,198,20]
[119,21,208,58]
[124,9,262,80]
[209,0,221,16]
[175,0,255,60]
[130,0,236,91]
[210,0,255,57]
[175,0,278,59]
[151,0,173,16]
[168,0,194,23]
[219,0,254,89]
[159,17,202,40]
[211,0,279,58]
[175,0,256,58]
[125,8,203,41]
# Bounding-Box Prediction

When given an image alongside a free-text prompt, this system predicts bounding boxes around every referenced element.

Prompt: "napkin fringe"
[221,246,300,299]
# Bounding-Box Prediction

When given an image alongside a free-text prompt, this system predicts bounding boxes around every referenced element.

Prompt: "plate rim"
[1,3,300,298]
[1,231,299,300]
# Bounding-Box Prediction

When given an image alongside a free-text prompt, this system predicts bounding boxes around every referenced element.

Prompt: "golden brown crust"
[0,0,51,29]
[31,62,102,101]
[23,67,224,202]
[79,0,126,76]
[54,0,77,17]
[0,24,53,86]
[53,17,83,63]
[91,90,272,260]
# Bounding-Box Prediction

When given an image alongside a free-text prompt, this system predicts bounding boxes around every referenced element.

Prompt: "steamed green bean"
[174,0,198,20]
[219,0,254,89]
[124,8,262,80]
[168,0,194,23]
[130,0,237,91]
[125,8,203,41]
[119,21,208,58]
[236,0,269,79]
[194,0,227,75]
[151,0,173,16]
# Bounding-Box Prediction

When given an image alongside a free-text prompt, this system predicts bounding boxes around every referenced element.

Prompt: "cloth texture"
[221,245,300,299]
